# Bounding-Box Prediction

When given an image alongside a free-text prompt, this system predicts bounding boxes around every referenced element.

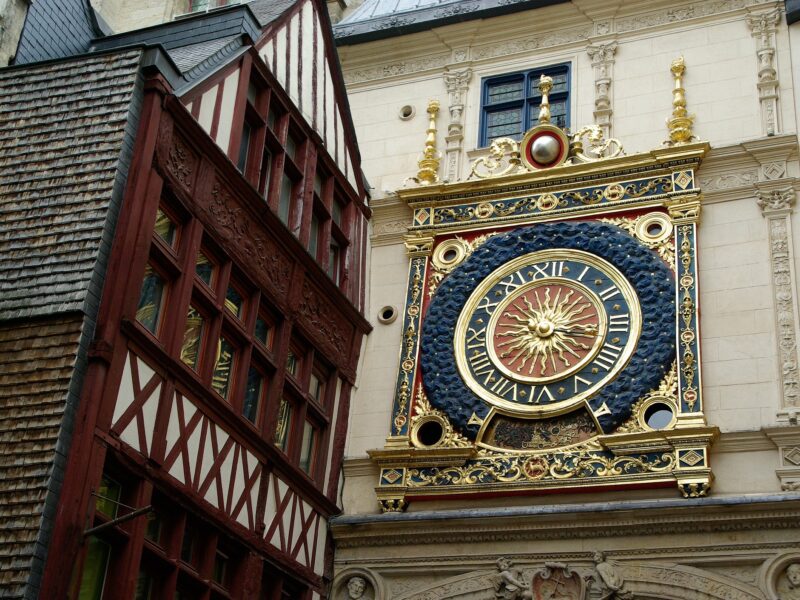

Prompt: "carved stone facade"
[757,188,800,414]
[746,7,782,136]
[586,42,617,138]
[443,68,472,182]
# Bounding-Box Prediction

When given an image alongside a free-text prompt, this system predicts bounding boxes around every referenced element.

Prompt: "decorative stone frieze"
[757,187,800,416]
[746,7,782,136]
[586,42,617,138]
[442,68,472,182]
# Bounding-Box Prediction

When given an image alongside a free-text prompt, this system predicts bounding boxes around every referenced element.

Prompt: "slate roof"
[14,0,100,65]
[333,0,570,44]
[248,0,298,27]
[0,316,84,598]
[0,50,143,322]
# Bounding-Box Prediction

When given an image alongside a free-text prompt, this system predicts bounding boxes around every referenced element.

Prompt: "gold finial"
[415,100,441,185]
[665,56,695,146]
[537,74,553,125]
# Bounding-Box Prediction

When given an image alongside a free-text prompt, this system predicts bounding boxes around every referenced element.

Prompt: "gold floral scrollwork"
[410,384,472,448]
[678,225,699,410]
[468,137,527,179]
[569,124,625,163]
[616,361,679,434]
[599,215,675,271]
[428,233,497,296]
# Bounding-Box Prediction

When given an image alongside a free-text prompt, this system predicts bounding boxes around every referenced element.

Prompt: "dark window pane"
[154,209,176,246]
[254,316,272,348]
[134,572,153,600]
[78,537,111,600]
[332,199,343,227]
[95,475,121,518]
[145,511,162,545]
[242,368,262,423]
[328,240,340,284]
[195,251,214,286]
[286,351,297,377]
[278,175,292,224]
[237,121,252,172]
[213,550,229,585]
[486,79,523,104]
[309,213,320,260]
[225,286,243,319]
[309,372,323,403]
[285,133,299,160]
[212,337,235,399]
[486,108,523,141]
[180,528,195,564]
[275,398,291,451]
[299,420,315,474]
[180,306,204,370]
[136,266,164,334]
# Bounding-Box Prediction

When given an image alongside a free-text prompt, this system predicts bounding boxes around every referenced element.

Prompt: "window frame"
[479,62,571,148]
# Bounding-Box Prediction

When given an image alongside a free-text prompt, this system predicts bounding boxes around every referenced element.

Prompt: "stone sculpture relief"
[587,552,633,600]
[494,556,533,599]
[777,563,800,599]
[344,575,373,599]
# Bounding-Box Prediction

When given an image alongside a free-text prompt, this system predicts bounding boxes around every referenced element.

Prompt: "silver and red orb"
[521,123,570,170]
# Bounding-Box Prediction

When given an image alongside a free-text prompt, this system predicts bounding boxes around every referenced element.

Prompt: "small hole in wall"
[399,105,416,120]
[442,248,459,262]
[378,306,398,324]
[646,222,664,237]
[416,420,444,446]
[644,403,674,430]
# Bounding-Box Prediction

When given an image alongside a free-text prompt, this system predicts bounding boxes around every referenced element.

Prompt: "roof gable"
[257,0,363,193]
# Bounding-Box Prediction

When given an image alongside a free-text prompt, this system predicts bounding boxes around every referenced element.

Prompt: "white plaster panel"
[215,70,240,154]
[276,26,288,88]
[112,352,134,427]
[165,393,185,484]
[289,13,301,107]
[197,86,217,134]
[313,516,327,575]
[300,1,315,123]
[263,473,277,525]
[324,377,343,497]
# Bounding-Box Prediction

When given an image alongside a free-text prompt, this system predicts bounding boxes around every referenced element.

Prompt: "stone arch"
[395,562,766,600]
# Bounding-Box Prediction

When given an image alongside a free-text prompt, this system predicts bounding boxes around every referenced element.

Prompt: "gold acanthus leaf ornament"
[428,233,497,297]
[569,125,624,163]
[411,384,472,448]
[616,361,679,434]
[599,215,676,271]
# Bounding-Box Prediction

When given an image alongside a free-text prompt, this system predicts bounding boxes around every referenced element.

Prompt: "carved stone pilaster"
[586,42,617,138]
[442,68,472,182]
[746,8,782,136]
[757,187,800,415]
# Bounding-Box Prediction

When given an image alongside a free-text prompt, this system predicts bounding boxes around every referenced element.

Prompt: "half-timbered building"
[0,1,369,598]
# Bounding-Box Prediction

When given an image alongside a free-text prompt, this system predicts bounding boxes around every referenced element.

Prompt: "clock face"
[455,250,641,415]
[419,222,676,437]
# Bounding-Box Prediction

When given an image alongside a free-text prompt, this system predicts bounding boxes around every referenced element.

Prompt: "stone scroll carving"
[746,8,782,136]
[443,68,472,183]
[586,42,617,139]
[757,188,800,418]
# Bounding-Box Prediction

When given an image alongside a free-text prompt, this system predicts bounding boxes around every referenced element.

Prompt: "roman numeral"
[593,402,612,417]
[469,350,496,384]
[465,326,487,349]
[490,378,518,402]
[573,375,591,394]
[593,343,623,371]
[496,272,525,295]
[528,385,555,404]
[608,314,630,332]
[576,265,590,281]
[599,285,620,301]
[477,296,501,315]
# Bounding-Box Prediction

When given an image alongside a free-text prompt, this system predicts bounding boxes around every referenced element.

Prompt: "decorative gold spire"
[665,56,696,146]
[414,100,441,185]
[537,74,553,125]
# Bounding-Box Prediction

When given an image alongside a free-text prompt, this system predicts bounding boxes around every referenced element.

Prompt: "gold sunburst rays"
[495,286,599,376]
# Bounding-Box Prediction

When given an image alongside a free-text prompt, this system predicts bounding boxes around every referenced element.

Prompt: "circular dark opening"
[646,222,664,236]
[644,403,674,430]
[379,307,396,322]
[400,105,414,118]
[417,420,444,446]
[442,248,458,262]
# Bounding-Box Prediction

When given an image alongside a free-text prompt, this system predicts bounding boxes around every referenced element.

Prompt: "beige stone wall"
[0,0,29,65]
[92,0,178,33]
[340,0,800,509]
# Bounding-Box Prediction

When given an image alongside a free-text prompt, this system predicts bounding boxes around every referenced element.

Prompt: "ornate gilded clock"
[421,222,674,446]
[371,67,717,512]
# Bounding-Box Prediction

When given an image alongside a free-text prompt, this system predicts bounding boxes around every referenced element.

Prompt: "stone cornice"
[331,493,800,548]
[339,0,777,87]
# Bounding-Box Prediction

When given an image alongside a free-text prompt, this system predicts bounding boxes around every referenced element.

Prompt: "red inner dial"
[490,283,601,381]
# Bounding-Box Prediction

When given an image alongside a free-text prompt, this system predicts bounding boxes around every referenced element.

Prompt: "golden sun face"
[488,281,605,384]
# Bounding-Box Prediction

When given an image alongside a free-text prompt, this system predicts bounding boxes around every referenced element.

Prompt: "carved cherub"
[494,556,533,600]
[586,552,633,600]
[779,563,800,599]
